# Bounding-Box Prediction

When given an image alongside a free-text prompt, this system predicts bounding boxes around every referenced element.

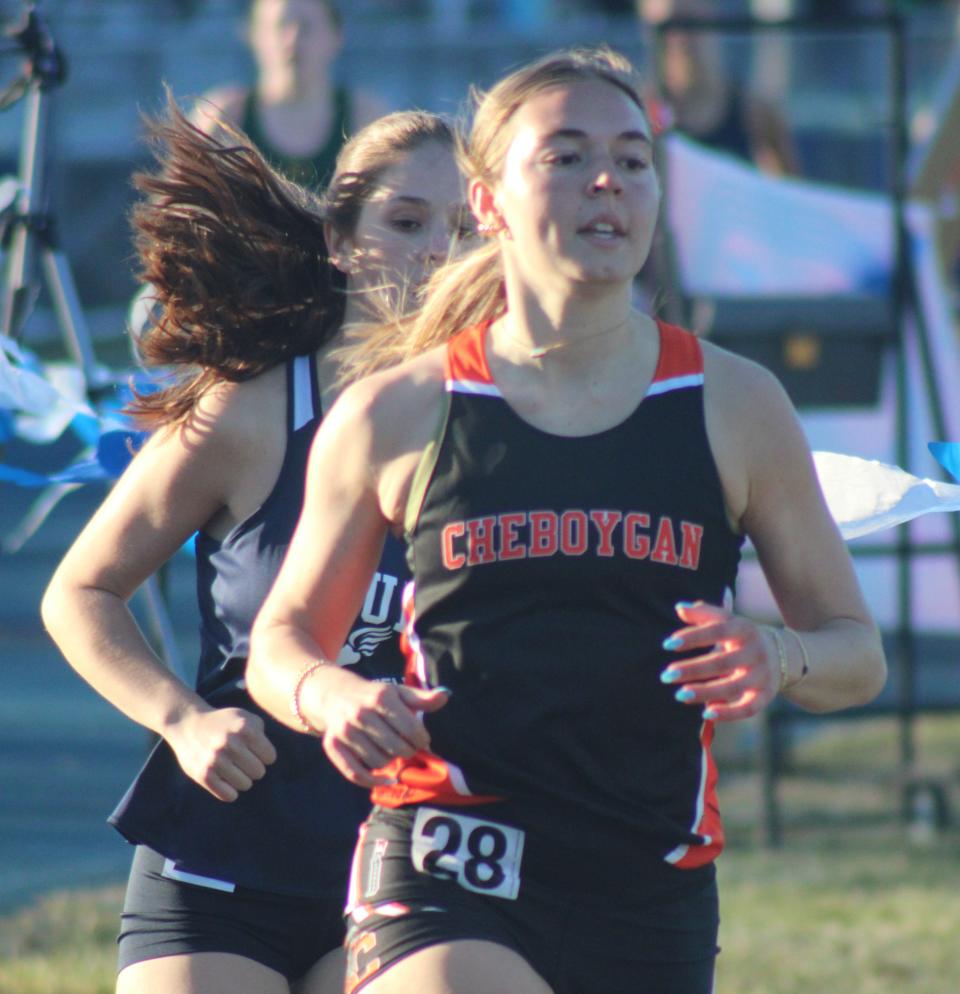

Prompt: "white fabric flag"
[813,451,960,540]
[1,335,97,439]
[0,337,62,413]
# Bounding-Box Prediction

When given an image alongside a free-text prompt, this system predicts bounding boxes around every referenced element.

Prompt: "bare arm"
[662,349,886,721]
[740,365,886,712]
[41,382,279,800]
[247,365,448,786]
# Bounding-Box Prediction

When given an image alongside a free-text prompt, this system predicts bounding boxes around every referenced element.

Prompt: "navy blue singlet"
[110,355,408,897]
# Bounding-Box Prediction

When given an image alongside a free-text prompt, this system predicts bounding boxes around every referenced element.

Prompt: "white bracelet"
[784,627,811,688]
[764,625,789,693]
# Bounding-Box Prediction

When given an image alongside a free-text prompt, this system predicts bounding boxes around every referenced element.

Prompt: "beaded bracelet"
[291,660,326,734]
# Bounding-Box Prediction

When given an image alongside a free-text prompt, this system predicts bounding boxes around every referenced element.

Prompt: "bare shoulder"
[112,372,279,498]
[150,366,282,472]
[700,338,811,529]
[326,346,447,455]
[191,84,248,133]
[701,337,796,436]
[168,364,289,532]
[315,348,446,525]
[182,362,286,456]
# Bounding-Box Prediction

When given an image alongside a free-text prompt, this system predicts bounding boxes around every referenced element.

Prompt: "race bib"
[410,806,525,900]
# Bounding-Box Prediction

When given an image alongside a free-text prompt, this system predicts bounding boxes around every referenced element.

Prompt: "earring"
[477,217,503,236]
[332,252,359,275]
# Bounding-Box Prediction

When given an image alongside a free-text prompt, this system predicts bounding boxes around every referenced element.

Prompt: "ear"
[469,177,500,232]
[324,221,355,275]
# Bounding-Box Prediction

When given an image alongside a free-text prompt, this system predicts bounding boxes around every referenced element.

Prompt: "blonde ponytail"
[335,239,504,382]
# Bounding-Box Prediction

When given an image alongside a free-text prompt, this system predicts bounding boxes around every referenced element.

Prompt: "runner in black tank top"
[339,320,737,993]
[248,47,884,994]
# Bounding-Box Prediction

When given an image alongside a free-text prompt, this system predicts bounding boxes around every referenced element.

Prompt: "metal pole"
[41,245,98,386]
[0,82,46,340]
[888,8,917,790]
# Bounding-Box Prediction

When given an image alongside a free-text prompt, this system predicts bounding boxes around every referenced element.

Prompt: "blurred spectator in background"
[193,0,386,188]
[639,0,800,175]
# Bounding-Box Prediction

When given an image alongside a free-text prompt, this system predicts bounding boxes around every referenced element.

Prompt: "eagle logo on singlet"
[337,626,396,665]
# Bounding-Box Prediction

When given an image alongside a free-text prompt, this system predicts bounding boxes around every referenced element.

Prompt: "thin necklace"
[503,315,633,360]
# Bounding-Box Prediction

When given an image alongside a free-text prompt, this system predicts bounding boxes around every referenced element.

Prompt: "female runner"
[42,104,468,994]
[247,46,886,994]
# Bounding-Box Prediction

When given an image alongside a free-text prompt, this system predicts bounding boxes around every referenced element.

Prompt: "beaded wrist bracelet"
[291,660,326,734]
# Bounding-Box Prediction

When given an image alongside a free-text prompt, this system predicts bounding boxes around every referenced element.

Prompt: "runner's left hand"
[660,600,780,722]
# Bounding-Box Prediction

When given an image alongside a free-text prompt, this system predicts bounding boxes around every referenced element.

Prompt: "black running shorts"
[344,805,719,994]
[118,845,346,982]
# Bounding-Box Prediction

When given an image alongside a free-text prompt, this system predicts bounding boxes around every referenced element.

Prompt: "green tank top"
[241,86,351,189]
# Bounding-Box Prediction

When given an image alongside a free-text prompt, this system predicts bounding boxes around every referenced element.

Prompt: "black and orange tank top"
[374,319,743,870]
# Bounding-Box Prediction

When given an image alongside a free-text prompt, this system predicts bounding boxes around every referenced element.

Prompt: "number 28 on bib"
[410,807,525,901]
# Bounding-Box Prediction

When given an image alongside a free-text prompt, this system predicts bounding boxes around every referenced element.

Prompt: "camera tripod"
[0,1,102,388]
[0,2,187,680]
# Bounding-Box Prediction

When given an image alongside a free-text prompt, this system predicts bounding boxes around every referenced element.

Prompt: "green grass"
[0,885,122,994]
[715,714,960,994]
[1,716,958,994]
[717,836,960,994]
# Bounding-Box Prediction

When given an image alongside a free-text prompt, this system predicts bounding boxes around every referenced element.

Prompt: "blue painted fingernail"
[660,668,681,684]
[704,709,719,721]
[435,686,453,696]
[662,635,684,651]
[676,601,697,610]
[675,688,696,703]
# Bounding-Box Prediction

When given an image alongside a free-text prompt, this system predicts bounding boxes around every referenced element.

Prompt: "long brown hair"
[127,98,453,429]
[337,45,650,381]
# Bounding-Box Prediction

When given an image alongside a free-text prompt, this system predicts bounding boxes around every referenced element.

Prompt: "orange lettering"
[590,510,622,556]
[529,511,559,557]
[651,516,678,565]
[499,512,527,560]
[441,522,466,569]
[623,512,651,559]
